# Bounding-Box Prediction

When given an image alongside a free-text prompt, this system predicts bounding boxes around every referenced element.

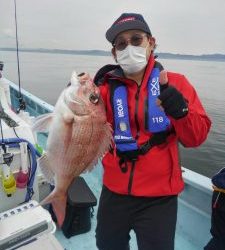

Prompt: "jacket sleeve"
[169,74,211,147]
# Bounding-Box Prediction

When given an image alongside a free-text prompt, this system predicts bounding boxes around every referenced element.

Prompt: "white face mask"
[116,45,148,74]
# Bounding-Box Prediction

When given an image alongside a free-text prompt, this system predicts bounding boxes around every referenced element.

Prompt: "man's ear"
[149,37,156,49]
[111,47,117,62]
[146,37,156,59]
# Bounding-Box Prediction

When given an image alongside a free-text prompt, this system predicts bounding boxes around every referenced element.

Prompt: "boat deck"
[55,224,200,250]
[54,167,211,250]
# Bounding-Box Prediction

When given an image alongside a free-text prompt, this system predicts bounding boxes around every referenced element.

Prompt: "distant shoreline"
[1,47,225,62]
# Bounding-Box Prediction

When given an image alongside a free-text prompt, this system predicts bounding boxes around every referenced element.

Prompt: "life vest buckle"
[118,150,139,173]
[119,160,128,173]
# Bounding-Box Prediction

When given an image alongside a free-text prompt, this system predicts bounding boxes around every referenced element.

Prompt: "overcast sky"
[1,0,225,55]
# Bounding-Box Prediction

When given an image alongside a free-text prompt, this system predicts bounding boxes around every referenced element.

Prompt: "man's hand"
[156,70,189,120]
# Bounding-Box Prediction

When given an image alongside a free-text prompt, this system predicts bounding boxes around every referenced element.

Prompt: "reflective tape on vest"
[147,67,170,132]
[113,85,138,152]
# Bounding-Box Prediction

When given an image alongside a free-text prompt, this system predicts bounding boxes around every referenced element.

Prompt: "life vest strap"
[117,130,173,173]
[139,131,171,155]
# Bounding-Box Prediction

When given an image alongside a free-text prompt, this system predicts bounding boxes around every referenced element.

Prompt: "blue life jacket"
[111,66,170,154]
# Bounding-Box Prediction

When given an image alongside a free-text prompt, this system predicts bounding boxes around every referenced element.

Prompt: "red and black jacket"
[95,55,211,197]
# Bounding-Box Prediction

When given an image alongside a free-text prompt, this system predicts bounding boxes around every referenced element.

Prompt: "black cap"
[106,13,152,43]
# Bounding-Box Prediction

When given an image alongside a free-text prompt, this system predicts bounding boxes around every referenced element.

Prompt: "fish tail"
[40,190,67,228]
[38,153,55,185]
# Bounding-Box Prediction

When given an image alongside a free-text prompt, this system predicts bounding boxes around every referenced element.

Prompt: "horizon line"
[0,47,225,58]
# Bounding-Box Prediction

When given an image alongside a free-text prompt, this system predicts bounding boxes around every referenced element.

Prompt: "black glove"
[158,84,188,119]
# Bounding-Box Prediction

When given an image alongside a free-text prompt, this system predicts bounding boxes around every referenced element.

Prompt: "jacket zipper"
[128,161,136,195]
[135,85,141,139]
[128,84,140,195]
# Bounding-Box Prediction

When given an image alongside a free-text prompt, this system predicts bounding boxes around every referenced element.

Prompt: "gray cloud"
[0,0,225,54]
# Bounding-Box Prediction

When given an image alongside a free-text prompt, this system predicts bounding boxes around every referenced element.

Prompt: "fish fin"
[38,153,55,185]
[84,156,99,173]
[96,122,113,157]
[85,123,112,172]
[40,190,67,227]
[32,113,54,132]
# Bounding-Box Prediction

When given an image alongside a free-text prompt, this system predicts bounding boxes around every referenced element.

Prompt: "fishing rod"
[14,0,26,113]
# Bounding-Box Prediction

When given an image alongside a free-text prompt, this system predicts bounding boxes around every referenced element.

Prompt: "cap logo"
[116,17,135,24]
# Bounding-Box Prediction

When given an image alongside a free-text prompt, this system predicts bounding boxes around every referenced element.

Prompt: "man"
[204,168,225,250]
[80,13,211,250]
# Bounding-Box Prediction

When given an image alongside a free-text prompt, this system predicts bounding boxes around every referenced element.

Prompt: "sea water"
[1,50,225,178]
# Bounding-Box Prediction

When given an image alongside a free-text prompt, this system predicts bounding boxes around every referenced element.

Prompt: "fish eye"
[89,93,99,104]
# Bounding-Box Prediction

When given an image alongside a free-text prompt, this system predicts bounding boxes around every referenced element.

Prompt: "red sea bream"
[33,72,112,226]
